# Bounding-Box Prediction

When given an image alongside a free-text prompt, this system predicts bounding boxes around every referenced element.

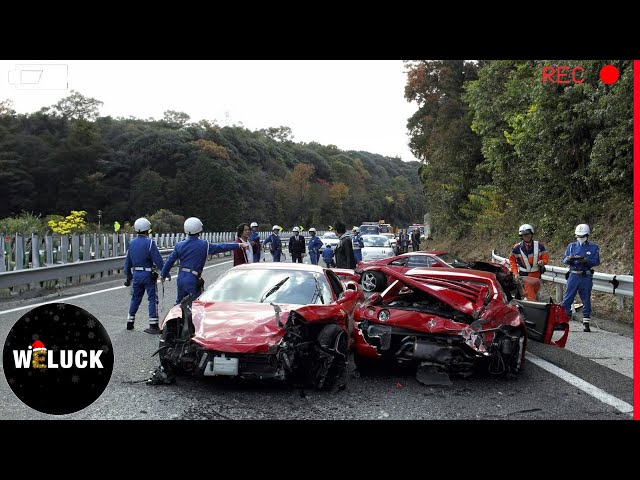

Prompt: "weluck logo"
[3,303,114,415]
[13,340,104,369]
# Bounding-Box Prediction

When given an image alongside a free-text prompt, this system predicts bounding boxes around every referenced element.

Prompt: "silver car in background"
[360,234,395,261]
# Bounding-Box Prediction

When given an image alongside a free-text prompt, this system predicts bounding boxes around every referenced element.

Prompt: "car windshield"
[362,235,391,247]
[359,225,380,235]
[437,253,467,266]
[322,232,337,239]
[200,268,334,305]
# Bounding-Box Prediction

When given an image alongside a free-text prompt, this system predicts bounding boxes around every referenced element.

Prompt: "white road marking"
[527,353,633,416]
[0,261,233,316]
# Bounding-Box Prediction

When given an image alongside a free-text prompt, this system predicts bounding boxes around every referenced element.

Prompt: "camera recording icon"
[7,64,68,90]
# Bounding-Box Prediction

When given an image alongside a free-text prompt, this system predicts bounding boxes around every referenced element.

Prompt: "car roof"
[397,250,448,257]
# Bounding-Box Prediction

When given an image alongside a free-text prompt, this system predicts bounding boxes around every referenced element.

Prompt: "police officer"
[249,222,262,263]
[124,218,165,333]
[263,225,283,262]
[351,227,364,263]
[289,227,306,263]
[561,224,600,332]
[509,224,549,300]
[161,217,245,308]
[307,227,323,265]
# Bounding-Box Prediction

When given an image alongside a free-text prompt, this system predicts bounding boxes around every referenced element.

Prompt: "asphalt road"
[0,257,633,420]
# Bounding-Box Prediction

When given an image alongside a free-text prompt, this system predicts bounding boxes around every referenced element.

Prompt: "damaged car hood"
[378,266,491,316]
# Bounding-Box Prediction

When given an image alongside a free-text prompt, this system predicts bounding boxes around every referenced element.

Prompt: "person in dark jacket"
[307,227,323,265]
[124,217,164,333]
[263,225,283,262]
[161,217,245,310]
[289,226,306,263]
[249,222,261,262]
[334,221,356,269]
[561,224,600,332]
[411,229,421,251]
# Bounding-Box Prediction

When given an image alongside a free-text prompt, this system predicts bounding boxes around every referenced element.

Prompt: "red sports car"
[149,263,364,389]
[356,250,469,292]
[353,266,569,384]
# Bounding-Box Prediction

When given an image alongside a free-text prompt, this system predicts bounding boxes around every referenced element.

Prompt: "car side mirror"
[369,293,383,305]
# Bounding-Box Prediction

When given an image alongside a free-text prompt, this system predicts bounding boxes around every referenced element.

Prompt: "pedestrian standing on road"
[561,224,600,332]
[263,225,283,262]
[249,222,262,263]
[411,228,421,252]
[334,221,356,269]
[124,218,165,333]
[508,224,549,301]
[307,227,322,265]
[233,223,253,266]
[289,226,306,263]
[351,227,364,263]
[161,217,246,309]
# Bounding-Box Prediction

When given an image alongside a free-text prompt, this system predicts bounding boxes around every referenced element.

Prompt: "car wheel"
[312,324,348,390]
[361,271,385,292]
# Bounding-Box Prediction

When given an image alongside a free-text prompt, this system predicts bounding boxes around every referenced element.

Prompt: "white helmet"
[272,225,280,232]
[575,224,591,236]
[184,217,203,235]
[518,224,534,235]
[352,227,360,233]
[250,222,258,228]
[292,226,300,232]
[309,227,316,233]
[134,217,151,233]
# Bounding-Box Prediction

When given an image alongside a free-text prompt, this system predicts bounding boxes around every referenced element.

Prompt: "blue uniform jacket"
[562,240,600,272]
[161,236,239,278]
[263,233,282,252]
[124,236,164,276]
[308,235,323,254]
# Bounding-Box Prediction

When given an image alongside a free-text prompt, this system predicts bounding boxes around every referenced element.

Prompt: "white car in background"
[360,234,395,261]
[381,233,397,249]
[319,231,340,254]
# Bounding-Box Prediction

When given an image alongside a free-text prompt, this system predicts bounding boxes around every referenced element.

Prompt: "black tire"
[360,271,385,292]
[312,324,348,390]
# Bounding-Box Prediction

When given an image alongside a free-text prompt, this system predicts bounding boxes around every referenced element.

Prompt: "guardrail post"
[15,234,24,270]
[82,235,90,261]
[93,234,100,260]
[120,234,127,255]
[61,235,70,264]
[31,234,41,268]
[555,284,563,303]
[45,235,53,265]
[617,295,625,309]
[0,235,6,272]
[112,234,118,258]
[102,235,109,259]
[71,235,80,262]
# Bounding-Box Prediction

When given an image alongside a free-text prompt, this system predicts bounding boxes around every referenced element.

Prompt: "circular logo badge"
[3,303,114,415]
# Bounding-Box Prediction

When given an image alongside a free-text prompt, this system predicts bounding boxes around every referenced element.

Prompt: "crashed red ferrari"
[353,266,569,384]
[149,263,364,389]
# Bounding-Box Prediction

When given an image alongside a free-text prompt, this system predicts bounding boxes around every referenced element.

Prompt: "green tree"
[51,90,103,120]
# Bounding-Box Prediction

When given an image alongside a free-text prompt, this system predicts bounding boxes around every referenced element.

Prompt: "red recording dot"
[599,65,619,85]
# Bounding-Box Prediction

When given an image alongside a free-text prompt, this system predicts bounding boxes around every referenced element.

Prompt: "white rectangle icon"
[7,64,68,90]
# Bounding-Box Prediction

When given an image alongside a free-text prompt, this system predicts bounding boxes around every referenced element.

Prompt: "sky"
[0,60,420,162]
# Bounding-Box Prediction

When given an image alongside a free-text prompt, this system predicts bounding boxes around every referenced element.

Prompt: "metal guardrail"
[0,232,302,291]
[491,250,633,308]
